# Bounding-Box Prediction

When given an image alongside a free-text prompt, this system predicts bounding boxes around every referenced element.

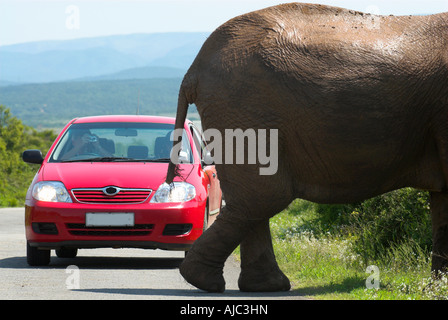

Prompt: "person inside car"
[61,130,112,160]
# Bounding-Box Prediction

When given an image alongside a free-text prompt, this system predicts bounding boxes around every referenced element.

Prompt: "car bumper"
[25,200,206,251]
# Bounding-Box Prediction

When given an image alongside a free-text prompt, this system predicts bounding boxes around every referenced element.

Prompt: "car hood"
[41,162,172,190]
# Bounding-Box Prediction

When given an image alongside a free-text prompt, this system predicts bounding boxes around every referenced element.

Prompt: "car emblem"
[102,186,120,196]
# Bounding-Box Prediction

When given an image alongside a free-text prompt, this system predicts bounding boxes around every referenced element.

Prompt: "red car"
[22,115,222,266]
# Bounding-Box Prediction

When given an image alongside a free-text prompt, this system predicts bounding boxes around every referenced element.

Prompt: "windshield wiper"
[144,158,171,163]
[61,157,172,163]
[121,158,172,163]
[61,157,133,162]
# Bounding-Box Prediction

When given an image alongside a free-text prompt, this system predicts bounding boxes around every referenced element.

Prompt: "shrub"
[0,106,57,207]
[348,188,432,265]
[312,188,432,265]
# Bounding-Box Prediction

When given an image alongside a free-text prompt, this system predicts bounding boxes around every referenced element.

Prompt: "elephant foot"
[432,253,448,277]
[429,192,448,276]
[180,249,225,293]
[238,266,291,292]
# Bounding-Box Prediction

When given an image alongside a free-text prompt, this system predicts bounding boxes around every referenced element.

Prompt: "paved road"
[0,207,305,300]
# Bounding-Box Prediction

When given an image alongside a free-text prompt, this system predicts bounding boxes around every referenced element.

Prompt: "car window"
[49,122,192,163]
[190,125,208,162]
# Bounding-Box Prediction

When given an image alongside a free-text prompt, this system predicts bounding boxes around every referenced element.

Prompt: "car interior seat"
[154,136,171,159]
[127,145,149,159]
[99,138,115,155]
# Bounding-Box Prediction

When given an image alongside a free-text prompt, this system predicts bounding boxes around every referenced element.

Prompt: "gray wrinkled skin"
[166,3,448,292]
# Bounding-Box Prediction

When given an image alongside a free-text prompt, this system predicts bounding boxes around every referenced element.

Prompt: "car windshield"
[49,122,192,163]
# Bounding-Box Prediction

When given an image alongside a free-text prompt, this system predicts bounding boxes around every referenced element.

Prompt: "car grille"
[66,223,154,236]
[71,187,152,204]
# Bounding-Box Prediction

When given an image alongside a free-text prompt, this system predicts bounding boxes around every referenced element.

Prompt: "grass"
[265,195,448,300]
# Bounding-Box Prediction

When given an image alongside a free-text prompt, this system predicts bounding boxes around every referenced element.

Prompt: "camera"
[86,135,98,143]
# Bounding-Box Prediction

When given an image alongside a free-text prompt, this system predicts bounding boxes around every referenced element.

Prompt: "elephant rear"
[178,3,448,205]
[174,3,448,292]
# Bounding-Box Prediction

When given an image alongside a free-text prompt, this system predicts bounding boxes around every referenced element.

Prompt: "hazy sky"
[1,0,448,46]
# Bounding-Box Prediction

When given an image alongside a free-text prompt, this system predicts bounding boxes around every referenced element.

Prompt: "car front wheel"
[56,247,78,258]
[27,242,50,266]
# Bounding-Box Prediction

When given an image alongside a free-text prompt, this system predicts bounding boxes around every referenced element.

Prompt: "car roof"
[71,115,177,124]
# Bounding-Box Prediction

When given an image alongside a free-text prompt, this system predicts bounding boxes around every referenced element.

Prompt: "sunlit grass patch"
[268,196,448,300]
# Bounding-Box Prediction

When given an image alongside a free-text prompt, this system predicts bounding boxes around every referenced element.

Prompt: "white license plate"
[85,213,134,227]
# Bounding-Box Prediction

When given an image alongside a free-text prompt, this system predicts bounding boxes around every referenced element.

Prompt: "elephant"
[165,2,448,292]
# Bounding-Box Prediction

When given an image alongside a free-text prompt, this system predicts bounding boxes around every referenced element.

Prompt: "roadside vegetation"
[269,189,448,299]
[0,105,56,207]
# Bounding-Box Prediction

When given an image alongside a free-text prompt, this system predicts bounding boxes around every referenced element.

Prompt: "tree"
[0,105,57,207]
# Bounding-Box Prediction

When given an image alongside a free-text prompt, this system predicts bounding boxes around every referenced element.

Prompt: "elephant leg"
[238,219,291,292]
[179,206,250,293]
[430,192,448,275]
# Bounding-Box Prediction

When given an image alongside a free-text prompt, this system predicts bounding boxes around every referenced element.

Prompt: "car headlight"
[150,182,196,203]
[32,181,72,203]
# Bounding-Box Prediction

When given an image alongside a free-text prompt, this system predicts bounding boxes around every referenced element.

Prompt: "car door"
[190,124,222,223]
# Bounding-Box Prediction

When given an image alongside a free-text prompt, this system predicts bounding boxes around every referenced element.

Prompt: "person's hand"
[80,133,92,145]
[90,134,101,148]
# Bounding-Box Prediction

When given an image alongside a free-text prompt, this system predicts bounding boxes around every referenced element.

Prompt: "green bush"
[349,189,432,265]
[312,188,432,265]
[269,189,439,299]
[0,105,57,207]
[312,203,354,233]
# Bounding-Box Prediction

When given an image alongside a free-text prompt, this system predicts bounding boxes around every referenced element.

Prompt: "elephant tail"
[165,74,195,184]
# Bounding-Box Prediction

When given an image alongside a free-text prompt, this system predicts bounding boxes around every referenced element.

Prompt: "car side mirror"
[202,150,214,166]
[22,149,44,164]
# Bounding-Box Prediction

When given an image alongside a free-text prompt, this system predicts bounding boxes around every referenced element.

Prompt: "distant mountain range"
[0,32,209,83]
[73,66,186,82]
[0,33,207,129]
[0,78,188,129]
